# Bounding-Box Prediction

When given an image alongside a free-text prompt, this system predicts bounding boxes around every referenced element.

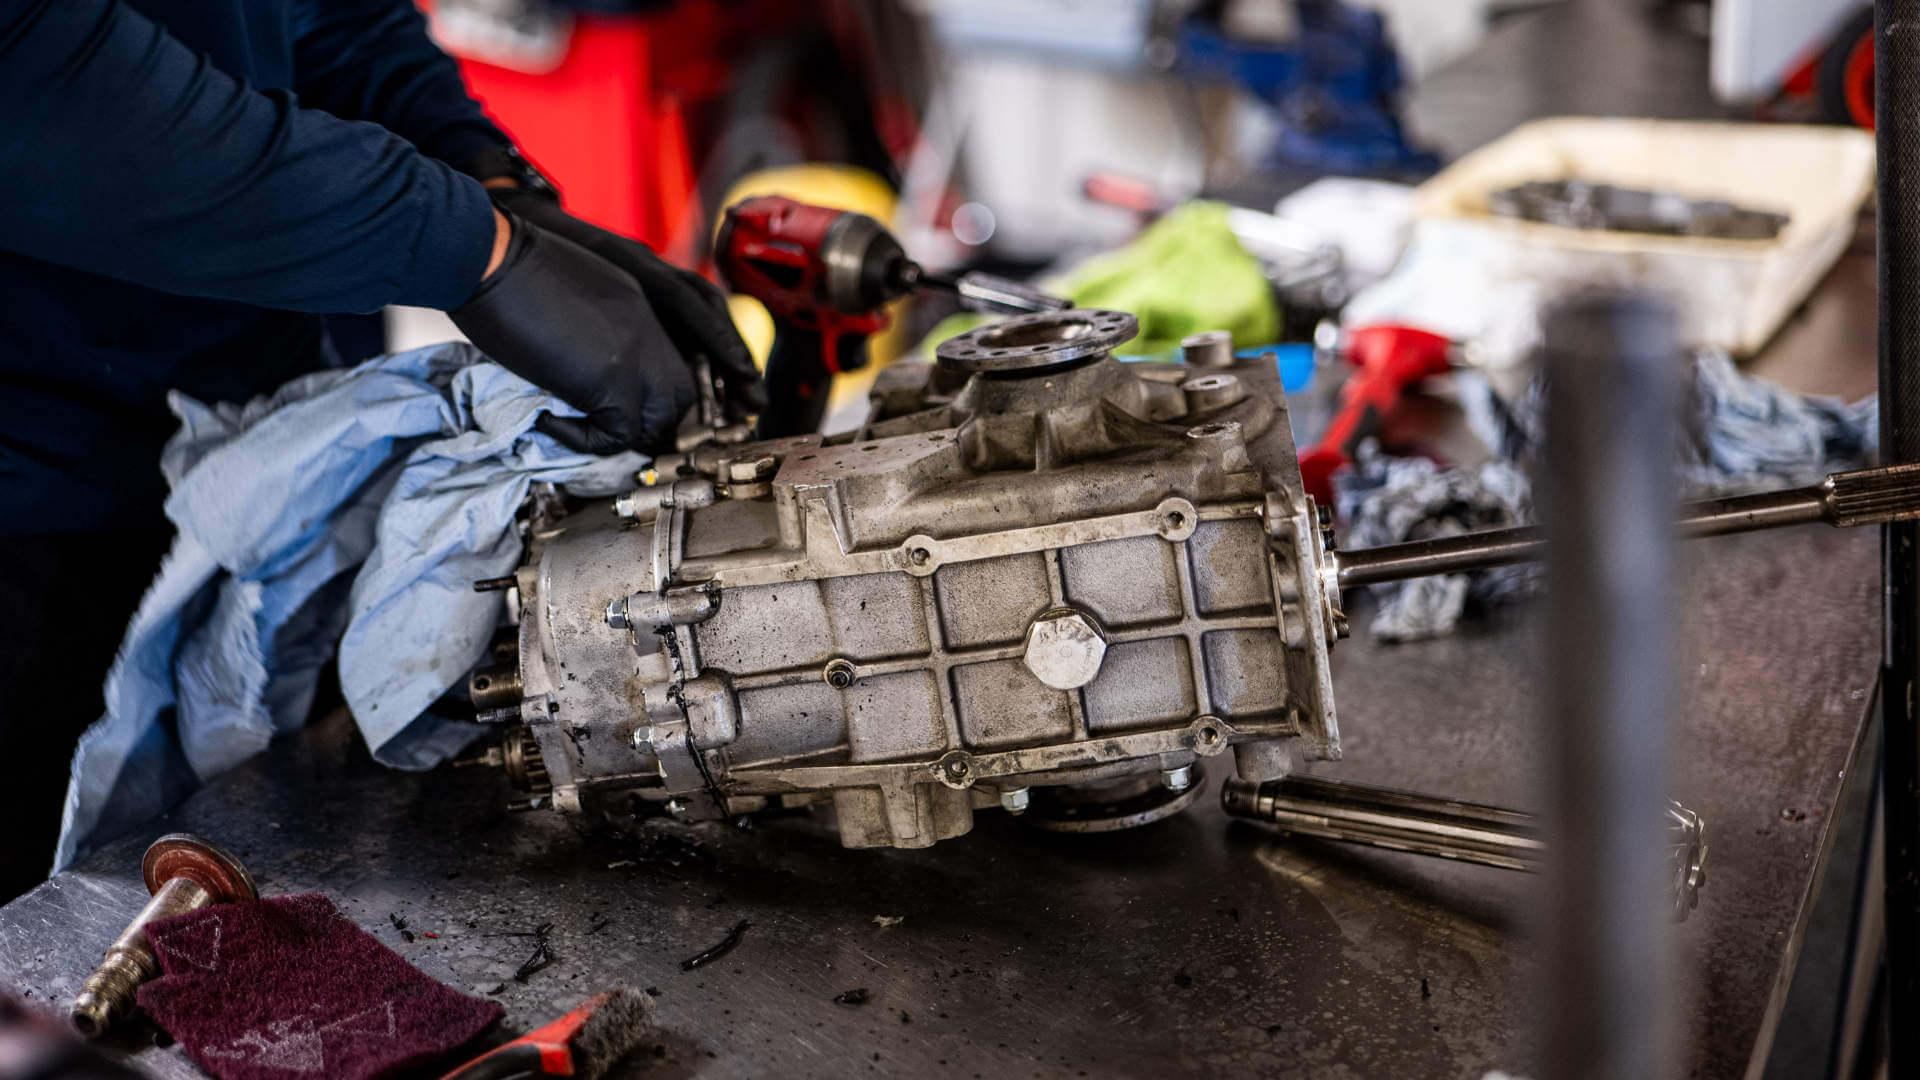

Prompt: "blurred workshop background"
[376,0,1882,424]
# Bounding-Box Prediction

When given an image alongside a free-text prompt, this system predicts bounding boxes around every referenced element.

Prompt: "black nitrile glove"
[451,209,696,455]
[490,185,766,421]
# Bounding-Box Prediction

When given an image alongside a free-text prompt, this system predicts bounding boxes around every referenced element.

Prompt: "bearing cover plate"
[934,309,1139,374]
[1021,766,1208,834]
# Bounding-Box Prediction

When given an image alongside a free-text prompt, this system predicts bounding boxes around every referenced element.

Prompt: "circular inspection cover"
[935,309,1139,375]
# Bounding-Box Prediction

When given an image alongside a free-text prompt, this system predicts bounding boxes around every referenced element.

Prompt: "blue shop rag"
[55,344,644,870]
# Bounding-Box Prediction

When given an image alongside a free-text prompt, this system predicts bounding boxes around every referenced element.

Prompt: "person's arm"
[289,0,509,170]
[278,0,763,421]
[0,0,495,313]
[0,0,683,453]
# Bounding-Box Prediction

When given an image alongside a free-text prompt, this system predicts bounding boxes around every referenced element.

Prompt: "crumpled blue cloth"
[1335,448,1537,642]
[1336,350,1878,642]
[56,343,644,869]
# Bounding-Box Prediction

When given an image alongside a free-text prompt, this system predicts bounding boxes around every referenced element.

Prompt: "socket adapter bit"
[68,834,257,1038]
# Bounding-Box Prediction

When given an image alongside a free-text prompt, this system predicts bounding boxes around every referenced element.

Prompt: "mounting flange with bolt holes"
[934,309,1139,374]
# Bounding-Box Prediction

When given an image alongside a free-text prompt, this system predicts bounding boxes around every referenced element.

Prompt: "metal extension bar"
[1220,776,1708,921]
[1223,774,1542,871]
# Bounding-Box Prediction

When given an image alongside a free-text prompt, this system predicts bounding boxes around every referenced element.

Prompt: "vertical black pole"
[1878,0,1920,1069]
[1539,294,1678,1080]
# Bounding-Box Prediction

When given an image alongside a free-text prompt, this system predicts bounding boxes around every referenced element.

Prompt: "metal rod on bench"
[1223,775,1542,871]
[1219,776,1708,920]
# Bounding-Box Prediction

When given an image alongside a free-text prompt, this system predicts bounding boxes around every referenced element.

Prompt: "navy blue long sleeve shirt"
[0,0,508,533]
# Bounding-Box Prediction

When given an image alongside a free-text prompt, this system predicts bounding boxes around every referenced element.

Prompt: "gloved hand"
[491,185,767,422]
[451,208,696,455]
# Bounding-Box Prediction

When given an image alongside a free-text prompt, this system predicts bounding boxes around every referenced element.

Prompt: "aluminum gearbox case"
[496,310,1343,848]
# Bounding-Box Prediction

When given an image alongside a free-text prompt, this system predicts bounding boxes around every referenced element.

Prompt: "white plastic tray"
[1409,117,1875,356]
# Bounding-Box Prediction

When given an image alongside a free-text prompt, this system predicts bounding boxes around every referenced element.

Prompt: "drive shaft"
[1221,776,1708,920]
[1223,774,1542,871]
[1334,462,1920,589]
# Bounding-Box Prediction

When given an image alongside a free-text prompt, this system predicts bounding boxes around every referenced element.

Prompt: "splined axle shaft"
[1334,463,1920,589]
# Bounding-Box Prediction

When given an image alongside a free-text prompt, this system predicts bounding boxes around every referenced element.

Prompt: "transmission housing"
[482,310,1344,847]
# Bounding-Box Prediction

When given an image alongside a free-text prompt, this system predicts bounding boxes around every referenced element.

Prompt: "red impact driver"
[1298,323,1461,506]
[715,195,1068,438]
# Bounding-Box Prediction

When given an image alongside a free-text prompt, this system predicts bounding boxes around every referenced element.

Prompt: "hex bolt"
[823,658,857,689]
[1022,608,1108,690]
[1160,765,1194,793]
[70,834,258,1038]
[999,787,1031,815]
[727,455,778,483]
[605,596,631,630]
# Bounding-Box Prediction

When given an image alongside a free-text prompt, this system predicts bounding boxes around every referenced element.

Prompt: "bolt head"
[1000,787,1031,815]
[1160,765,1194,793]
[727,455,777,483]
[605,597,631,630]
[1022,609,1107,690]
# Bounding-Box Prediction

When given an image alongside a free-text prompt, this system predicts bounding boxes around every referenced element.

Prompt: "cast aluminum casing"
[494,311,1343,848]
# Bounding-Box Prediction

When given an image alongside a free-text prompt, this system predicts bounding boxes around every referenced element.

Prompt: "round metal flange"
[935,309,1139,375]
[142,833,259,902]
[1022,763,1207,834]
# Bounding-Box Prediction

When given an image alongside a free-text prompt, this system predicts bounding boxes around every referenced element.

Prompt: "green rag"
[919,200,1280,358]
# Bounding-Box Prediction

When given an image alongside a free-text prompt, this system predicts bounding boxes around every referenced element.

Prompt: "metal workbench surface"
[0,523,1878,1079]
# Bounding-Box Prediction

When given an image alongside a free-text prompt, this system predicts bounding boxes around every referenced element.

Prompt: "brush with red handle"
[441,989,654,1080]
